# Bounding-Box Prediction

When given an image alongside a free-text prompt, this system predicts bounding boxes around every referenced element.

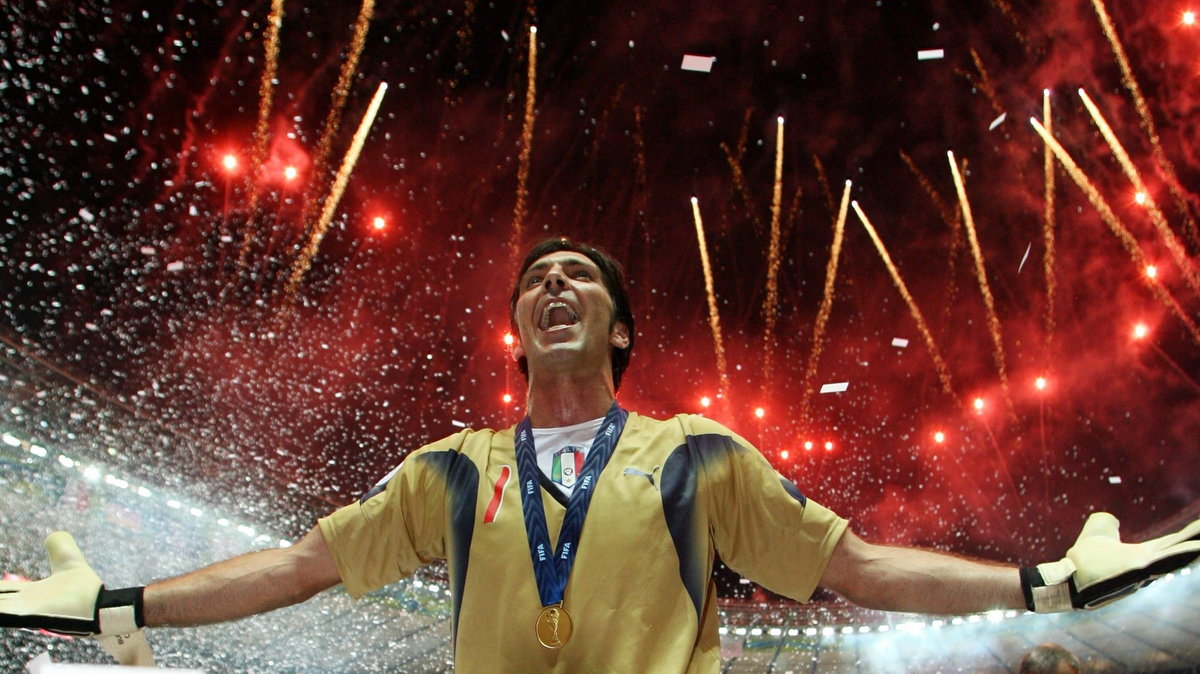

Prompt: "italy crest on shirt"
[551,445,586,488]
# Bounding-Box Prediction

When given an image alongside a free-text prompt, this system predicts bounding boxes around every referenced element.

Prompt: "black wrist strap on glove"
[1020,566,1075,613]
[96,586,146,634]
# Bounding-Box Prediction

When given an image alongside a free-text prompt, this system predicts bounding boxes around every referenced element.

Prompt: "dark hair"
[1019,644,1081,674]
[509,237,635,391]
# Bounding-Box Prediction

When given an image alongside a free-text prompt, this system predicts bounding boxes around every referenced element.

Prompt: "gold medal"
[535,604,573,649]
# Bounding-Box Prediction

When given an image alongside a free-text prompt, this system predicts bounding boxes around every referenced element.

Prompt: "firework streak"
[1077,89,1200,297]
[235,0,285,273]
[1030,117,1200,346]
[1042,90,1057,346]
[690,197,730,403]
[1090,0,1199,248]
[799,180,851,427]
[852,201,958,400]
[761,117,785,387]
[511,25,538,257]
[285,82,388,299]
[947,151,1014,419]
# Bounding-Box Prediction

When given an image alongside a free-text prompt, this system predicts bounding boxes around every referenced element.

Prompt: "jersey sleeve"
[317,434,466,598]
[686,416,848,602]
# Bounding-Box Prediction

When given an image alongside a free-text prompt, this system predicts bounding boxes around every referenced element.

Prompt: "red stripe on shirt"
[484,465,511,523]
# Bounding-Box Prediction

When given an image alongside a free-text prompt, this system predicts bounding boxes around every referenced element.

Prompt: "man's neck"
[524,371,616,428]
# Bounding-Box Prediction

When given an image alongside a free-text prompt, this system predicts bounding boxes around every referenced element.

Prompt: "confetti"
[139,246,156,256]
[451,420,467,428]
[1018,242,1032,273]
[892,337,909,348]
[680,55,717,72]
[917,49,945,60]
[820,382,849,394]
[166,261,185,272]
[988,112,1007,130]
[1108,476,1123,484]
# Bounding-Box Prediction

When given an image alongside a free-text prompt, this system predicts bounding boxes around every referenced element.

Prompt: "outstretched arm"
[144,525,341,627]
[819,529,1024,614]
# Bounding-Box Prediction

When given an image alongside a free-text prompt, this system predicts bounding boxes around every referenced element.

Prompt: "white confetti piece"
[1108,476,1122,484]
[680,54,716,72]
[166,260,184,272]
[139,246,156,255]
[451,420,467,428]
[988,112,1007,130]
[820,382,849,394]
[917,49,944,61]
[892,337,909,348]
[1018,242,1032,273]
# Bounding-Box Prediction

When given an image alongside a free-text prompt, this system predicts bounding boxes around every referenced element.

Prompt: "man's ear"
[511,336,525,363]
[609,322,630,350]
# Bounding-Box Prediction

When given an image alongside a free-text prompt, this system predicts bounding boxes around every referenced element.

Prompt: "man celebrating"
[2,237,1199,671]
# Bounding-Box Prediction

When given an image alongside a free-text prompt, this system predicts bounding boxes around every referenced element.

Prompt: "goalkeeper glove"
[1021,511,1200,612]
[0,531,154,666]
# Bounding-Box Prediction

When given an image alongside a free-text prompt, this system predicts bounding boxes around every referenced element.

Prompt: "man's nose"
[542,269,567,291]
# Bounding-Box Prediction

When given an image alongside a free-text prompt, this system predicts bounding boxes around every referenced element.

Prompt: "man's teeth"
[540,301,580,329]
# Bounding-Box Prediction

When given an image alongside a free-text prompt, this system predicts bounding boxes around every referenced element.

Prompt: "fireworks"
[298,0,377,254]
[761,116,785,388]
[1077,88,1200,296]
[799,180,851,427]
[690,197,730,405]
[511,25,539,257]
[1030,117,1200,345]
[852,201,958,401]
[1041,89,1057,348]
[285,82,389,299]
[1090,0,1200,248]
[947,151,1014,418]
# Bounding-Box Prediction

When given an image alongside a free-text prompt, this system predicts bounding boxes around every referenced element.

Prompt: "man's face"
[511,251,630,379]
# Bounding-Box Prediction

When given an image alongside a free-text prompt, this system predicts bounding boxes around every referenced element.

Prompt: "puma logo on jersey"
[623,465,661,489]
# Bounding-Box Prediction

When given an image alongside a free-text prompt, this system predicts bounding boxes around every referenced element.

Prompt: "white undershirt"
[532,417,604,498]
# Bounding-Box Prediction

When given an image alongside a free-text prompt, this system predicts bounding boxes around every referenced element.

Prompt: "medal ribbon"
[514,401,627,607]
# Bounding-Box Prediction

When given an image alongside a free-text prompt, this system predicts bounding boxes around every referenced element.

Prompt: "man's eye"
[526,276,542,287]
[573,271,592,280]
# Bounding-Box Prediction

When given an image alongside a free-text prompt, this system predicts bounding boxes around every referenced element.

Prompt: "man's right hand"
[0,532,153,665]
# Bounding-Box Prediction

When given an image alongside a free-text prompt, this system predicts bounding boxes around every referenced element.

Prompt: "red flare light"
[780,449,789,460]
[1133,323,1149,340]
[804,440,814,451]
[1146,265,1158,279]
[503,332,515,347]
[1184,10,1197,25]
[1134,191,1147,205]
[222,154,238,172]
[754,407,765,419]
[934,431,946,444]
[699,396,711,408]
[973,397,985,412]
[824,441,834,451]
[283,165,298,181]
[502,393,513,404]
[1035,376,1048,391]
[372,216,387,231]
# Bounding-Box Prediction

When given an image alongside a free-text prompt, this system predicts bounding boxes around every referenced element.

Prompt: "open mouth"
[539,301,580,331]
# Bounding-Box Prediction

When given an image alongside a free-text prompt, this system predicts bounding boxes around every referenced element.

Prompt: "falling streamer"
[1078,88,1200,296]
[1030,117,1200,345]
[1090,0,1200,249]
[234,0,286,275]
[511,25,538,258]
[761,117,785,387]
[948,151,1014,419]
[853,201,958,400]
[691,197,730,404]
[285,82,388,300]
[799,181,851,427]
